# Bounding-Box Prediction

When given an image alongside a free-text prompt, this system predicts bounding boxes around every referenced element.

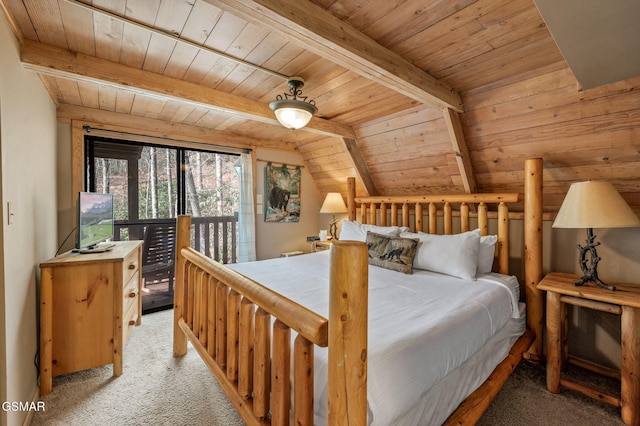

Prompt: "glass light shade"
[320,192,348,214]
[270,100,316,130]
[553,180,640,228]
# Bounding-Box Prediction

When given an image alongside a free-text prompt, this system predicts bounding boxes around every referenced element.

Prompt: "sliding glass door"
[85,136,240,313]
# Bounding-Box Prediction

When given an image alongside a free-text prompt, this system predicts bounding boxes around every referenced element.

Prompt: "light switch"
[7,201,14,225]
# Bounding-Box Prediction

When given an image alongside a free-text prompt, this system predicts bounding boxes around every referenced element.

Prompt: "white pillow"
[400,230,480,280]
[339,220,401,242]
[478,233,498,274]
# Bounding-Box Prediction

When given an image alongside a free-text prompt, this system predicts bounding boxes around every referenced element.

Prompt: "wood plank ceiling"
[2,0,640,213]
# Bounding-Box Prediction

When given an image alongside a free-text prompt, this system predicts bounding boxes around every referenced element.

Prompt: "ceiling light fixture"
[269,77,317,131]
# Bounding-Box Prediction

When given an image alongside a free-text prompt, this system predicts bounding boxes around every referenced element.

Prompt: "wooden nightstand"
[312,240,332,252]
[537,272,640,425]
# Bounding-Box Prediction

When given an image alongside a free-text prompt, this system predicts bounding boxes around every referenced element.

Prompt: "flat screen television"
[75,192,115,253]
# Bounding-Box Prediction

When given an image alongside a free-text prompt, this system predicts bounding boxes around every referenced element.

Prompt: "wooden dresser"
[39,240,143,396]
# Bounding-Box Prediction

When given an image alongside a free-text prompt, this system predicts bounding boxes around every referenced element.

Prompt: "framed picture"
[264,163,301,223]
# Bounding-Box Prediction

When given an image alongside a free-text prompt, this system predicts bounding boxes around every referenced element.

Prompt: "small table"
[311,240,332,252]
[537,272,640,425]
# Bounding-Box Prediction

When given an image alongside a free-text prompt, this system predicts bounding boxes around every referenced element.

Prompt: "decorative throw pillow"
[365,232,419,274]
[400,230,480,280]
[339,220,401,242]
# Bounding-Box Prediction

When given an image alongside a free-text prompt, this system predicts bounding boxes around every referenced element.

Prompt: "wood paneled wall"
[463,64,640,213]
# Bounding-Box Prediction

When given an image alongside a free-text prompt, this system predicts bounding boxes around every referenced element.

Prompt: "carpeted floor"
[32,309,624,425]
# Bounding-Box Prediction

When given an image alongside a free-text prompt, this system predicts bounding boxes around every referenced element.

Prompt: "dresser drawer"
[123,273,140,315]
[123,248,140,286]
[123,301,138,346]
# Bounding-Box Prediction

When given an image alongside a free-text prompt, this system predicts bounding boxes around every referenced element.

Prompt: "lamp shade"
[320,192,348,214]
[271,101,316,130]
[553,181,640,228]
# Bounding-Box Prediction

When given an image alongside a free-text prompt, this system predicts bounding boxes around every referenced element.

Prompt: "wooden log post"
[428,203,437,233]
[327,241,368,425]
[238,298,255,400]
[546,291,563,393]
[444,202,452,234]
[227,290,241,381]
[402,203,410,228]
[478,202,488,235]
[369,202,376,225]
[621,306,640,425]
[415,203,423,232]
[380,203,387,226]
[294,336,314,425]
[253,308,271,420]
[271,320,291,425]
[524,157,544,362]
[460,202,470,232]
[174,215,191,357]
[497,202,509,275]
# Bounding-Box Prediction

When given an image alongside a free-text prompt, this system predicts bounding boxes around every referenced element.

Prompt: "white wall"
[254,148,326,260]
[0,12,58,426]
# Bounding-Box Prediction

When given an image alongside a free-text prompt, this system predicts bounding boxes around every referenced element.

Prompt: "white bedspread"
[228,250,520,425]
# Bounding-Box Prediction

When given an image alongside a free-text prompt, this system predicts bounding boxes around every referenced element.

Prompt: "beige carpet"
[32,309,624,425]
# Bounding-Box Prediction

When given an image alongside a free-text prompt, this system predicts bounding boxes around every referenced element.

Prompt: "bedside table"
[537,272,640,425]
[312,240,332,252]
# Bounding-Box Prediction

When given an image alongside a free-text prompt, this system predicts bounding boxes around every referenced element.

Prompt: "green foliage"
[96,148,239,220]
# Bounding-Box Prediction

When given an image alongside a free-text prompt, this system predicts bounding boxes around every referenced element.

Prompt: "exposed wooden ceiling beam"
[206,0,463,112]
[342,138,378,196]
[443,108,478,194]
[57,104,298,151]
[21,40,356,139]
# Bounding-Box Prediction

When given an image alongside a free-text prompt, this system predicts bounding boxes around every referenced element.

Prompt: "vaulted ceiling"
[2,0,640,213]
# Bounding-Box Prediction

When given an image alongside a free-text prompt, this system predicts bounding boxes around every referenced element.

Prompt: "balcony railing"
[114,213,239,264]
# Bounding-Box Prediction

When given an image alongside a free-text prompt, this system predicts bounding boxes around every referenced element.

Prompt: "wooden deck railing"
[114,213,238,264]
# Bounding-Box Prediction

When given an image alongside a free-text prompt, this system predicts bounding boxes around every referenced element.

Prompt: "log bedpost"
[497,202,509,275]
[174,215,191,357]
[524,157,544,362]
[327,241,368,425]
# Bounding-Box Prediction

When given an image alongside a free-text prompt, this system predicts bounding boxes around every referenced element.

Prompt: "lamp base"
[575,228,615,291]
[328,217,338,240]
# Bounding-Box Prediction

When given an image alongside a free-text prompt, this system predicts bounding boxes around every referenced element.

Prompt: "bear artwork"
[269,186,290,212]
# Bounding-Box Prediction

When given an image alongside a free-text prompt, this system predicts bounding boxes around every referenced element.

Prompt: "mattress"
[228,250,522,425]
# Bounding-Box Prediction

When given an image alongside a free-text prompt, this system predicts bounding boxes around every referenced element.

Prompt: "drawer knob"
[127,291,137,298]
[128,263,136,270]
[128,314,138,326]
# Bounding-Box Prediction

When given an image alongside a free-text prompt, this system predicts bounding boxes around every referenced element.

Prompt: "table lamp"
[320,192,348,240]
[553,180,640,290]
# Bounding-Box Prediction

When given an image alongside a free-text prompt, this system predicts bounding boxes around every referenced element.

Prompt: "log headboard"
[345,157,544,361]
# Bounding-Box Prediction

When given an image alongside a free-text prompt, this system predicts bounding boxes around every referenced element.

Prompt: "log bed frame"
[173,157,544,425]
